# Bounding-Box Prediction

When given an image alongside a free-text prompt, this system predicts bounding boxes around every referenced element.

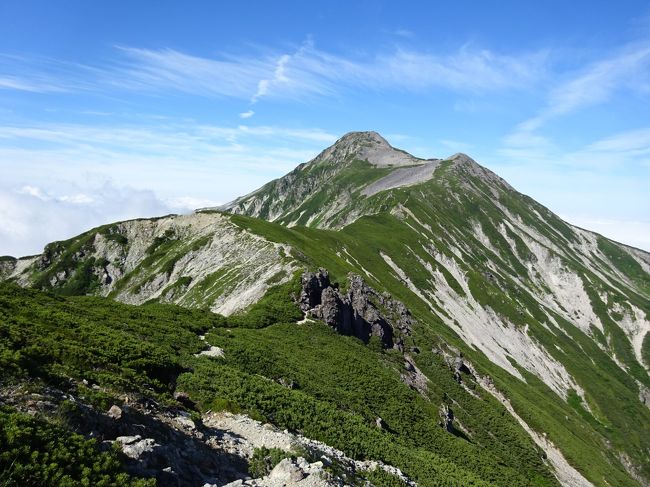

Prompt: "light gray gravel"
[362,160,440,197]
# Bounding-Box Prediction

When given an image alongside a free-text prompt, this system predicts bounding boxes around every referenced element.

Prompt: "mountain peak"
[336,130,390,146]
[447,152,514,190]
[315,130,423,167]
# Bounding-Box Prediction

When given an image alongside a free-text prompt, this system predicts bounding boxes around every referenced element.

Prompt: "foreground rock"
[1,382,414,486]
[204,412,416,486]
[220,457,332,487]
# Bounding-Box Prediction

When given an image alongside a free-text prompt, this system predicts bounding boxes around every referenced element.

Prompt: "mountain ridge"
[217,132,517,231]
[1,131,649,487]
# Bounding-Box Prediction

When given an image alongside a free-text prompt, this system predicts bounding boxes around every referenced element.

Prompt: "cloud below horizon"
[0,181,191,257]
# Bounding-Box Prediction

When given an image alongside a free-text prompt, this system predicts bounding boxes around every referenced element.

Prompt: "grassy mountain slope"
[1,282,558,486]
[1,131,649,486]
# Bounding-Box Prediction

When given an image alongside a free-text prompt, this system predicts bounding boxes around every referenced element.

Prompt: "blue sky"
[1,0,649,255]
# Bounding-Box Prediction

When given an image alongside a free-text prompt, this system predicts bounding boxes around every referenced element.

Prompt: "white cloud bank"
[0,182,192,257]
[0,120,337,256]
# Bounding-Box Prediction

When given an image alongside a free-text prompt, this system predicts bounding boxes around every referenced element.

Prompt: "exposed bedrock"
[299,268,414,349]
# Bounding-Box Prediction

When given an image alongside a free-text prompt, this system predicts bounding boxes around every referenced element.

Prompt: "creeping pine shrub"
[0,407,154,486]
[248,447,292,478]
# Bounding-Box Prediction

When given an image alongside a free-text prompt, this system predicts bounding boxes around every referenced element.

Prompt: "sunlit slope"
[1,131,649,485]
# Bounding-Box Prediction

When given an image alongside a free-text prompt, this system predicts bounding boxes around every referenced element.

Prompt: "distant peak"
[316,130,422,167]
[449,152,473,161]
[336,131,390,147]
[447,152,514,190]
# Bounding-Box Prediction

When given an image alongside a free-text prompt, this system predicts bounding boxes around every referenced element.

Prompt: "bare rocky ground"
[0,383,414,487]
[362,161,440,197]
[204,412,415,487]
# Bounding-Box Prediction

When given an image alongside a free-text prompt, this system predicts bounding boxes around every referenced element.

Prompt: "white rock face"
[115,213,297,315]
[7,212,298,316]
[524,236,604,334]
[613,302,650,370]
[6,256,39,286]
[488,207,649,370]
[478,378,595,487]
[203,412,416,486]
[419,248,584,399]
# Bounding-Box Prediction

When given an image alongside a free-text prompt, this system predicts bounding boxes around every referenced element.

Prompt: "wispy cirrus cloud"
[0,53,96,94]
[0,41,547,105]
[393,29,415,39]
[584,126,650,155]
[519,43,650,131]
[0,42,539,102]
[107,46,270,99]
[500,125,650,170]
[124,43,546,99]
[0,75,67,93]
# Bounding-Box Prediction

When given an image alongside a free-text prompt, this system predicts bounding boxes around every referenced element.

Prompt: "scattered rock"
[107,404,123,420]
[173,414,196,431]
[204,412,416,486]
[195,346,225,358]
[277,378,299,389]
[453,355,474,383]
[116,435,158,461]
[400,355,429,397]
[439,404,454,433]
[268,458,306,482]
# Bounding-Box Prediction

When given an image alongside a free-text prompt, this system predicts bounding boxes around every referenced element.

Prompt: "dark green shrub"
[0,407,154,486]
[248,447,291,478]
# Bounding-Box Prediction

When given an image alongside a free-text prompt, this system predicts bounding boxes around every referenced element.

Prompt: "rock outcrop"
[299,268,414,348]
[401,354,430,397]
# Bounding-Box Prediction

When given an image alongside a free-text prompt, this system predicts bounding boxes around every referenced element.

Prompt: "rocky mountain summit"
[306,131,427,168]
[1,131,649,487]
[217,131,440,228]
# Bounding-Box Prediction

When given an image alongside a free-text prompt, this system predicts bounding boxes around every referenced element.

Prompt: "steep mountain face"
[1,212,297,315]
[2,131,649,487]
[219,131,440,229]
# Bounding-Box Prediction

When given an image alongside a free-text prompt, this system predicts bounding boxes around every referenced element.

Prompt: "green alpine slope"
[1,131,648,486]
